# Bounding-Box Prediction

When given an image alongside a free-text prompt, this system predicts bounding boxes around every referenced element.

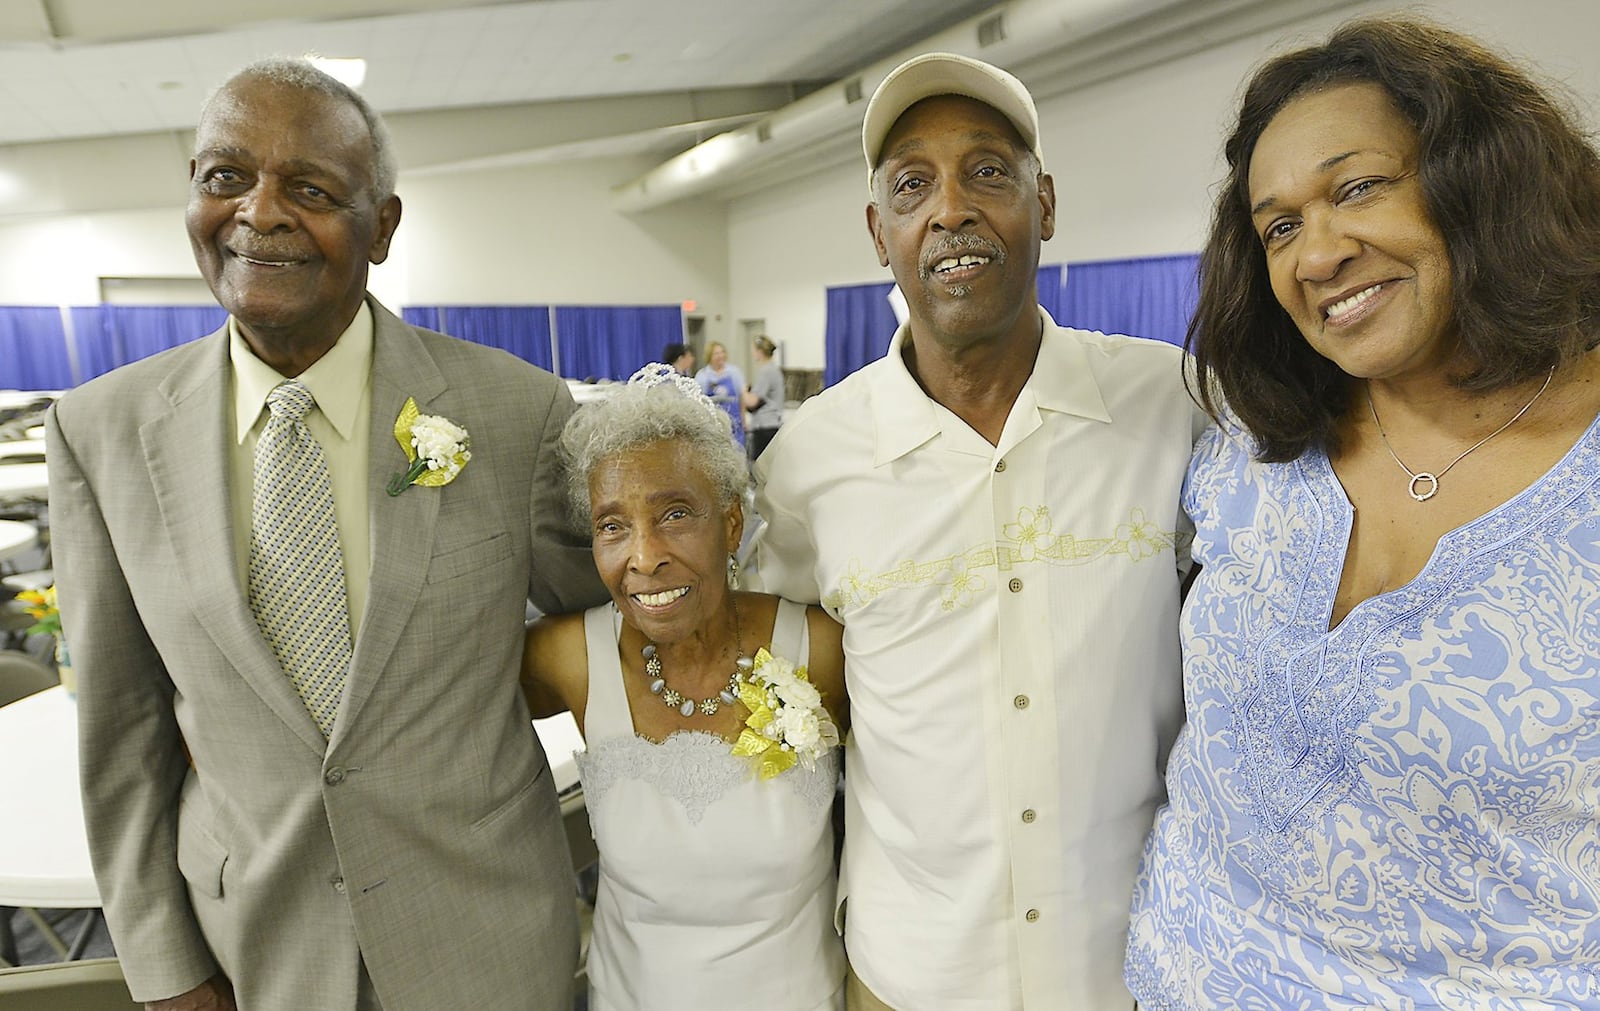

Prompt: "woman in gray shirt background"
[747,335,786,460]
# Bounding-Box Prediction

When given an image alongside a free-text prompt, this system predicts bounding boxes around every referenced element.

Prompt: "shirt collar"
[1028,308,1112,423]
[231,302,373,444]
[868,307,1111,466]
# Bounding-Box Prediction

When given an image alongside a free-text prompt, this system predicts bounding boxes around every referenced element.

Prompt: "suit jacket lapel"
[332,301,448,747]
[141,328,328,754]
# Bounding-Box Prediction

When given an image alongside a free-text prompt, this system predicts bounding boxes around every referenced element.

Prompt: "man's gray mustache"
[919,235,1003,278]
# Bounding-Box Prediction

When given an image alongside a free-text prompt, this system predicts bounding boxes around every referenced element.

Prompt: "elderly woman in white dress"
[521,364,848,1011]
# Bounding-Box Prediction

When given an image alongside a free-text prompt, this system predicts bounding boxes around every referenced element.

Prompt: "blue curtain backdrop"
[554,305,682,382]
[70,305,227,382]
[1055,253,1199,348]
[400,306,440,331]
[69,307,118,383]
[1035,264,1062,321]
[402,305,554,370]
[822,266,1066,387]
[0,307,73,390]
[822,282,898,388]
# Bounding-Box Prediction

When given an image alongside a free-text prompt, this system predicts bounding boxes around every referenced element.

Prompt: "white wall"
[727,0,1600,369]
[0,208,198,306]
[395,155,732,347]
[0,151,734,353]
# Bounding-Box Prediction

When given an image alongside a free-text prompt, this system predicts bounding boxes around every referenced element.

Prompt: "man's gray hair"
[201,57,398,201]
[560,384,749,531]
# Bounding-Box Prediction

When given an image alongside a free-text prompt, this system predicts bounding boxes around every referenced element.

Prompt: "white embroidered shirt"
[753,308,1204,1009]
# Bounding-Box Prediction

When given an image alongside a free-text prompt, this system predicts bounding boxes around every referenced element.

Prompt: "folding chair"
[0,651,55,708]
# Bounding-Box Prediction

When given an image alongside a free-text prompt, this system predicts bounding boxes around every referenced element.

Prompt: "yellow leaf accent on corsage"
[386,397,472,496]
[731,728,797,780]
[732,653,791,779]
[392,396,421,455]
[736,670,775,728]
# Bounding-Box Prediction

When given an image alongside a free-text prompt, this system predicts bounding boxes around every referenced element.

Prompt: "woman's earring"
[727,553,741,590]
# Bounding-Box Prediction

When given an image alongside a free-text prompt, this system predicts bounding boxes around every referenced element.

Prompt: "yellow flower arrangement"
[730,648,840,780]
[386,397,471,496]
[16,584,61,637]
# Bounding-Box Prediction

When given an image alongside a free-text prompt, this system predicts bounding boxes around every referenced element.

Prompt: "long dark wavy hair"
[1190,17,1600,461]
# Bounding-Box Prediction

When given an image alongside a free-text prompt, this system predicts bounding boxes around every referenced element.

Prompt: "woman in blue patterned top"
[1127,18,1600,1010]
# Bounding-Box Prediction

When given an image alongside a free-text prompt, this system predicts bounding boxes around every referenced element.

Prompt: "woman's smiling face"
[1248,82,1455,384]
[588,439,741,646]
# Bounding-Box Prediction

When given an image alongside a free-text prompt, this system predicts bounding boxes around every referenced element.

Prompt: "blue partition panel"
[0,307,73,390]
[554,305,682,382]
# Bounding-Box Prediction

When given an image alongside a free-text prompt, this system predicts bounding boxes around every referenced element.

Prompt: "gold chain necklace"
[1366,365,1556,502]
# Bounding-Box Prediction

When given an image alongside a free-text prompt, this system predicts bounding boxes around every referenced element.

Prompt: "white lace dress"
[576,600,845,1011]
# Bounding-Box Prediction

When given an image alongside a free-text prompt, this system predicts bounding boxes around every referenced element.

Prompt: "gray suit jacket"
[46,299,607,1008]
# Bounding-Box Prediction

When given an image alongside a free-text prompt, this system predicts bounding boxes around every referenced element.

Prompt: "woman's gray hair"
[560,369,749,530]
[202,57,398,201]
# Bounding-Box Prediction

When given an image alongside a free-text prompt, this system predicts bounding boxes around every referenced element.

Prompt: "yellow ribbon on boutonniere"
[386,397,472,496]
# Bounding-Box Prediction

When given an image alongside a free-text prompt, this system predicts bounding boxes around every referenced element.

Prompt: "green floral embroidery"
[823,507,1185,612]
[934,553,988,612]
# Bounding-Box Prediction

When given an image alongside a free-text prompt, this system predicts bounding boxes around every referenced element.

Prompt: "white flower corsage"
[386,397,471,496]
[731,648,840,780]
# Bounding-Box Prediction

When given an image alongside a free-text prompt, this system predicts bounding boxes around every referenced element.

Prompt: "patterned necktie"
[248,380,353,738]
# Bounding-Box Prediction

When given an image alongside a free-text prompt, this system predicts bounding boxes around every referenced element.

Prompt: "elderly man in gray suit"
[45,59,606,1010]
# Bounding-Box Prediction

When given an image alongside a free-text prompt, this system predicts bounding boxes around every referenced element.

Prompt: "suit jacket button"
[331,876,346,894]
[324,767,346,786]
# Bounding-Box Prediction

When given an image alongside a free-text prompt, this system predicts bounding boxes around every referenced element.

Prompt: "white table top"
[0,438,46,460]
[0,687,585,910]
[534,712,585,795]
[0,461,47,500]
[0,518,35,562]
[0,686,99,907]
[22,426,43,440]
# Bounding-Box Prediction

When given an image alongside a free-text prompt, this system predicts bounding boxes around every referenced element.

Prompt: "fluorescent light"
[307,56,367,88]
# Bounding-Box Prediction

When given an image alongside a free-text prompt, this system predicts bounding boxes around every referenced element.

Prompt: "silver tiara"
[627,362,723,421]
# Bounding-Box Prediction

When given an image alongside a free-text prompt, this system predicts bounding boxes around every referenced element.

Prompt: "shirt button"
[324,767,346,786]
[1021,809,1036,823]
[331,876,346,894]
[1008,577,1023,593]
[1013,694,1030,710]
[1025,908,1040,923]
[994,459,1007,473]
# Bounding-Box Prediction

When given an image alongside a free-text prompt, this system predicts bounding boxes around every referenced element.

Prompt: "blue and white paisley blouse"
[1127,414,1600,1010]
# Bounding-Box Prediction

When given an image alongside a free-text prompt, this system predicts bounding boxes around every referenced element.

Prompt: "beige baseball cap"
[861,52,1044,178]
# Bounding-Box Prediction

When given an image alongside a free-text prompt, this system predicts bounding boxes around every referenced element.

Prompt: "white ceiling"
[0,0,1005,146]
[0,0,1368,219]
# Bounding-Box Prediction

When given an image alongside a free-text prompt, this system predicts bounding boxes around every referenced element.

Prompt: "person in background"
[746,335,786,461]
[1127,18,1600,1008]
[47,58,605,1010]
[754,52,1203,1009]
[522,363,848,1010]
[663,341,695,377]
[695,340,748,447]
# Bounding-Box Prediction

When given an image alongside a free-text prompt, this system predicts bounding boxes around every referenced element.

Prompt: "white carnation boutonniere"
[730,648,840,780]
[386,397,471,496]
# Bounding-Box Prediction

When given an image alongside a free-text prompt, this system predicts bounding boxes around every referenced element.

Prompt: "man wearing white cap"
[753,53,1203,1008]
